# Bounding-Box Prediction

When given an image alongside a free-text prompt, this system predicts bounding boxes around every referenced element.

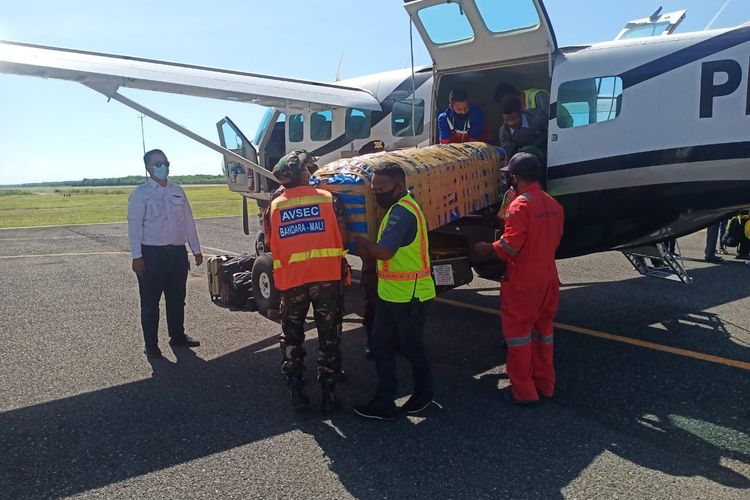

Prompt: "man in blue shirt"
[437,89,486,144]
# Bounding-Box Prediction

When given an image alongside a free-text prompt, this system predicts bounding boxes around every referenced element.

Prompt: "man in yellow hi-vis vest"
[354,163,436,421]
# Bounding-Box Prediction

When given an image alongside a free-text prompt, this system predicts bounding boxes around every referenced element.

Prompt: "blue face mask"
[153,164,169,180]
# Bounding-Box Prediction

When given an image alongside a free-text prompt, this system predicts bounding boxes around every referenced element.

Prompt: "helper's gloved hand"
[473,241,496,259]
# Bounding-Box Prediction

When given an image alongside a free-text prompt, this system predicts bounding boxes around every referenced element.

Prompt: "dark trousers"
[739,235,750,257]
[372,298,433,405]
[705,222,720,258]
[137,245,189,349]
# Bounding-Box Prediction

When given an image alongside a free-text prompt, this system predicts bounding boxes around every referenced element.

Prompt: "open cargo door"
[404,0,557,72]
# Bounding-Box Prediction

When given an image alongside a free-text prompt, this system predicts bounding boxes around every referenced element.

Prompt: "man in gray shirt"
[498,96,548,160]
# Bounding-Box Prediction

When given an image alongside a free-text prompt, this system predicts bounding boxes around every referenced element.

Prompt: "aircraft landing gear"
[251,252,280,317]
[254,230,266,256]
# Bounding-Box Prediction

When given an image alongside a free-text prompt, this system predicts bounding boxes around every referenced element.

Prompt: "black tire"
[252,252,279,316]
[255,230,267,256]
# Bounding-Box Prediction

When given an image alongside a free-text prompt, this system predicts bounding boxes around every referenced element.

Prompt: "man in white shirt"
[128,149,203,359]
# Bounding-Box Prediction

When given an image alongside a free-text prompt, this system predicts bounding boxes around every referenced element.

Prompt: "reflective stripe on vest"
[273,247,346,269]
[376,193,436,303]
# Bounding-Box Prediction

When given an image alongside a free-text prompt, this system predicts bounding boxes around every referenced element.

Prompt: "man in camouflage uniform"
[270,151,347,414]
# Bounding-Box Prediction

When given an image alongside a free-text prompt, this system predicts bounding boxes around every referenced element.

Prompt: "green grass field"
[0,185,258,228]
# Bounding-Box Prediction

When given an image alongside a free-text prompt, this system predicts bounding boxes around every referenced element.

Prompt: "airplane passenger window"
[557,76,623,129]
[417,3,474,45]
[310,110,333,141]
[288,113,304,142]
[346,108,372,139]
[475,0,540,34]
[392,99,424,137]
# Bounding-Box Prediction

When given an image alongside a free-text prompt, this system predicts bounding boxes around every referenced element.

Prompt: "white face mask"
[153,164,169,180]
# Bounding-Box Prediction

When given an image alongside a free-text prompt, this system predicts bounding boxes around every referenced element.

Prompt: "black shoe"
[353,400,399,421]
[400,392,434,414]
[321,391,340,416]
[512,398,539,407]
[289,388,310,411]
[704,255,723,263]
[169,335,201,347]
[506,391,538,406]
[144,347,163,359]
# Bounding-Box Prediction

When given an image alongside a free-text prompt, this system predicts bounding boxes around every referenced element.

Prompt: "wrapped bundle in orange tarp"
[310,142,506,252]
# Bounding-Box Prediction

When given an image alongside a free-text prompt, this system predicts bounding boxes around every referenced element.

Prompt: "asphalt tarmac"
[1,217,748,499]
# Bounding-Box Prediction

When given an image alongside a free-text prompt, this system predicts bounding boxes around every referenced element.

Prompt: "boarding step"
[622,242,692,284]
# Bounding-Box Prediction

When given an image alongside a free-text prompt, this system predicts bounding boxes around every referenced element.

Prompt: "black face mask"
[375,187,401,209]
[510,175,520,192]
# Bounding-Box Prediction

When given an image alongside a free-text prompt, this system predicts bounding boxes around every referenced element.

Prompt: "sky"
[0,0,748,184]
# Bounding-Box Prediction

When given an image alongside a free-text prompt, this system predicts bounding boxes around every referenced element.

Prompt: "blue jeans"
[372,298,433,405]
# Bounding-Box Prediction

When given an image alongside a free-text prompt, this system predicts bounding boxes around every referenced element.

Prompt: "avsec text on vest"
[280,204,320,222]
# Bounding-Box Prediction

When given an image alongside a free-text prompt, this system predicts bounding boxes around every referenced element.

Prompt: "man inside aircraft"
[498,96,548,159]
[494,83,549,114]
[437,89,487,144]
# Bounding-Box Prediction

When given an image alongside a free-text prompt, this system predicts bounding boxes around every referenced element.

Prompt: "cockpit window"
[475,0,540,34]
[254,108,274,146]
[417,2,474,45]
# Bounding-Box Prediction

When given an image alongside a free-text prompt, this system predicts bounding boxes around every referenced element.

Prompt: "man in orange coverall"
[474,152,564,405]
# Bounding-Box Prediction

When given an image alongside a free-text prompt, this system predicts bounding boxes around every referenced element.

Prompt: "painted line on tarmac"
[203,246,240,256]
[0,251,130,259]
[0,235,94,240]
[435,297,750,372]
[0,221,128,230]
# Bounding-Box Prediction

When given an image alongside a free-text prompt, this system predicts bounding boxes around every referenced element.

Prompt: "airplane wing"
[0,40,382,112]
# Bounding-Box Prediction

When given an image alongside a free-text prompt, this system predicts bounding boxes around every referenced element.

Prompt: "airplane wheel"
[255,230,267,256]
[252,252,279,317]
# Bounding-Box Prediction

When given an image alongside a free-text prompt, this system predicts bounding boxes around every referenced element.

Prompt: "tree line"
[3,174,226,188]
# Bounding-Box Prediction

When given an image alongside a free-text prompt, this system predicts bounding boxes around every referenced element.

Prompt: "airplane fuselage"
[250,26,750,259]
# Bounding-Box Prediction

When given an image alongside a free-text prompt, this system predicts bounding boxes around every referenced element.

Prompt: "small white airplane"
[1,0,748,289]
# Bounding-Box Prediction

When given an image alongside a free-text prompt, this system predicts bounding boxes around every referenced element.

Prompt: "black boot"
[287,375,309,411]
[289,386,310,411]
[321,390,339,416]
[320,379,339,416]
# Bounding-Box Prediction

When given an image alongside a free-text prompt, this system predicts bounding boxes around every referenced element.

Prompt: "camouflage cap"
[272,150,317,185]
